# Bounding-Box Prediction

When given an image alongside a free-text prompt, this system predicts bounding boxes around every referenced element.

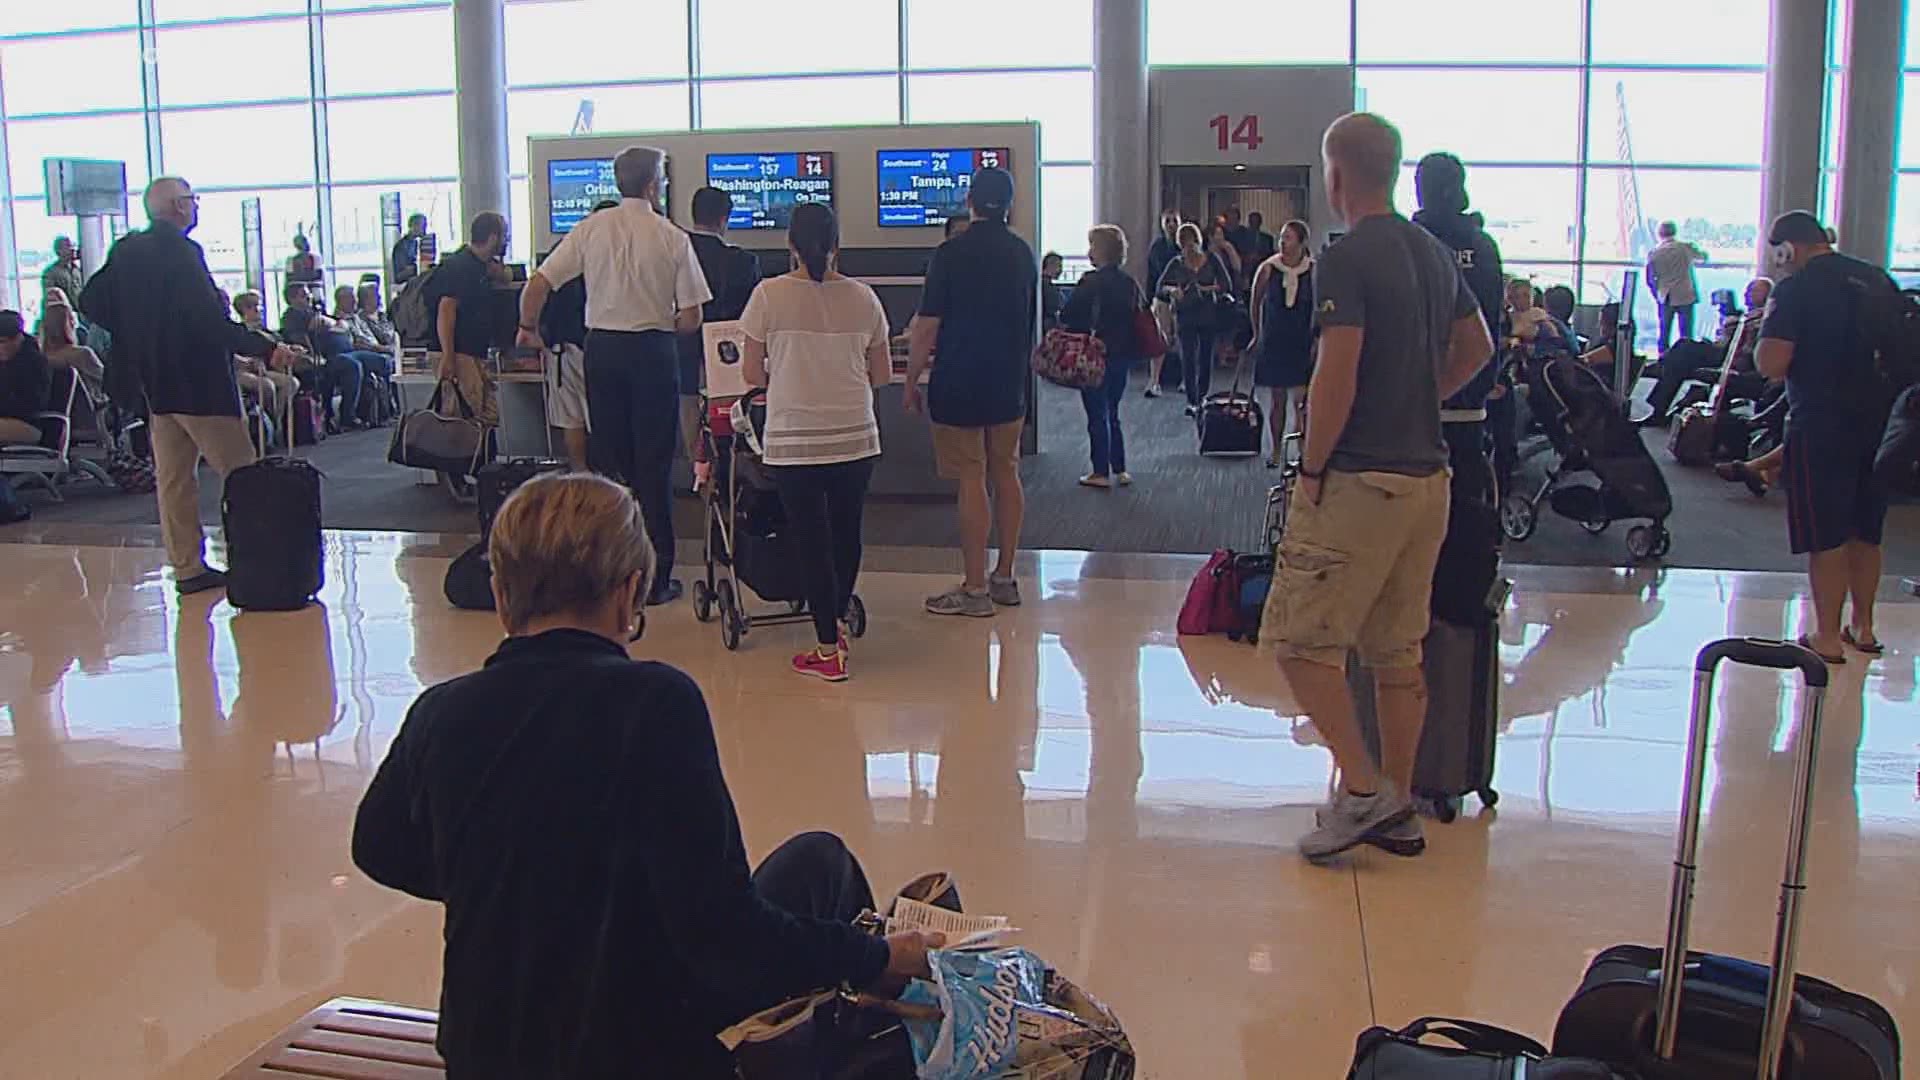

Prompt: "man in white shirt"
[518,146,713,605]
[1645,220,1708,353]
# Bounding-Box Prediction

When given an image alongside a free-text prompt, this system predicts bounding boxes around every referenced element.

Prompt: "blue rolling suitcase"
[1552,639,1900,1079]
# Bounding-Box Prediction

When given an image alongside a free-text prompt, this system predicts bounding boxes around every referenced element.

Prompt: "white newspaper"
[887,897,1012,943]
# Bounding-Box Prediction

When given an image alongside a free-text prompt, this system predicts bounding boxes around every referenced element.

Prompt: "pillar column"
[1093,0,1151,280]
[453,0,510,225]
[1758,0,1829,262]
[1835,0,1908,264]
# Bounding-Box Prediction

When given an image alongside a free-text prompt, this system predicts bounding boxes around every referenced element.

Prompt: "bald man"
[79,176,287,595]
[1261,113,1494,863]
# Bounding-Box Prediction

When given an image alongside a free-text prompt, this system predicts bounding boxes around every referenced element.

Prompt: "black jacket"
[1412,208,1504,411]
[0,336,52,421]
[353,629,889,1079]
[79,221,276,417]
[679,231,762,369]
[1061,265,1142,359]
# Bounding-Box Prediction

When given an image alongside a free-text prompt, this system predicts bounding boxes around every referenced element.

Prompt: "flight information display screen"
[547,158,617,234]
[705,151,835,231]
[875,147,1010,228]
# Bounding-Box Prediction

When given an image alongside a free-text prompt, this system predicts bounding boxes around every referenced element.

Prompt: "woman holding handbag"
[1061,225,1141,488]
[1156,222,1234,417]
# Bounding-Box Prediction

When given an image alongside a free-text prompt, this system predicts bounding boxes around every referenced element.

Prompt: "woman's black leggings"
[771,457,875,646]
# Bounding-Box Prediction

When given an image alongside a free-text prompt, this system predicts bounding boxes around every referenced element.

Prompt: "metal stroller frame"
[689,390,868,651]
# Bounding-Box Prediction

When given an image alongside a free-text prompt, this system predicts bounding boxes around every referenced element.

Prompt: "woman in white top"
[741,203,892,684]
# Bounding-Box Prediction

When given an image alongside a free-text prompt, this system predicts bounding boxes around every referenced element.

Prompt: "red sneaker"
[792,646,848,683]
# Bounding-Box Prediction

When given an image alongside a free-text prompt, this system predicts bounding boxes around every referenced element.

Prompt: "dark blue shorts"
[1782,427,1889,554]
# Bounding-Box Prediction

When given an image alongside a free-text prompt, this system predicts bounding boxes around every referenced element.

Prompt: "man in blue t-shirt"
[905,166,1037,618]
[1756,210,1897,662]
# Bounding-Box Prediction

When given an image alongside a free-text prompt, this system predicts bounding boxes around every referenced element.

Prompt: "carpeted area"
[13,371,1918,574]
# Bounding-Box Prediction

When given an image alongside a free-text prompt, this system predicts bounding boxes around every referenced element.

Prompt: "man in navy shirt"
[905,167,1037,618]
[1756,210,1897,662]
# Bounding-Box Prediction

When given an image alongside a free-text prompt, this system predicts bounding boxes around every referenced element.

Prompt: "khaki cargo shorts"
[1262,468,1450,670]
[932,419,1024,480]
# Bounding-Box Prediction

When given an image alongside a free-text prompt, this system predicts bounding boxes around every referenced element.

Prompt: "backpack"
[1863,286,1920,395]
[391,265,440,347]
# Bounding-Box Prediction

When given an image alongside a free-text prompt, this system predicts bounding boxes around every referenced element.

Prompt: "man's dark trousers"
[584,329,679,588]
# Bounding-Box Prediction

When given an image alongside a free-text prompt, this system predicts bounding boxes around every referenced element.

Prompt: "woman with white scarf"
[1249,219,1316,469]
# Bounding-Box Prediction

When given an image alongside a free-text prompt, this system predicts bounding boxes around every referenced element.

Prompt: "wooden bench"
[222,997,445,1078]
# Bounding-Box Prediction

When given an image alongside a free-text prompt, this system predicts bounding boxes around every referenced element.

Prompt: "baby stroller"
[691,389,868,651]
[1501,354,1674,562]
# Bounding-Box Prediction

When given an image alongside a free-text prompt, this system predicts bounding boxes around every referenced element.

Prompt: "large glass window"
[329,181,461,271]
[505,0,688,86]
[0,33,145,115]
[1393,164,1580,262]
[906,71,1092,162]
[698,75,900,129]
[6,114,150,195]
[328,95,458,181]
[325,9,456,96]
[1893,172,1920,270]
[699,0,897,77]
[1582,167,1760,265]
[906,0,1091,70]
[1588,71,1765,166]
[192,188,322,273]
[156,0,303,20]
[1357,69,1582,163]
[155,21,313,107]
[508,85,691,173]
[162,105,316,187]
[1149,0,1348,65]
[1041,164,1093,261]
[5,0,134,35]
[1589,0,1768,65]
[1357,0,1582,64]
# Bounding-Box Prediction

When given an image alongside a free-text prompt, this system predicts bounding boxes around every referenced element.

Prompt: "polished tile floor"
[1,538,1915,1079]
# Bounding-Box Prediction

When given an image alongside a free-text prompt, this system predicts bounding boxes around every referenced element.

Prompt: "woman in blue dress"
[1249,220,1315,468]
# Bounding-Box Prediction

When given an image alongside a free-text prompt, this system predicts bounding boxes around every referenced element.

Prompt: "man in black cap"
[1755,209,1898,663]
[905,166,1037,618]
[1412,152,1506,497]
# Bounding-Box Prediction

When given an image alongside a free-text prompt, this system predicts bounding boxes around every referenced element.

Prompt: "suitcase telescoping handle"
[1654,637,1829,1079]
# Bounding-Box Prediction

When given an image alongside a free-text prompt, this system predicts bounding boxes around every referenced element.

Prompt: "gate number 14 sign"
[1208,114,1265,153]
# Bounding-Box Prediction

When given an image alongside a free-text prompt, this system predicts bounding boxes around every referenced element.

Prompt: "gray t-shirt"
[1314,213,1477,476]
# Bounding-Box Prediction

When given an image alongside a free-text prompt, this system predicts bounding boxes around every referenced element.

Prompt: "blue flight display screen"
[705,151,834,231]
[875,147,1010,228]
[548,158,617,235]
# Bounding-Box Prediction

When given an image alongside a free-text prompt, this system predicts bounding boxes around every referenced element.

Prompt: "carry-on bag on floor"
[476,456,569,538]
[1350,581,1506,822]
[1551,638,1900,1080]
[1198,352,1264,456]
[1349,1016,1628,1078]
[1668,402,1716,466]
[224,413,324,612]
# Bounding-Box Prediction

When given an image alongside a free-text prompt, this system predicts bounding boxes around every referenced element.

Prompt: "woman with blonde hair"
[354,472,940,1078]
[1061,224,1143,487]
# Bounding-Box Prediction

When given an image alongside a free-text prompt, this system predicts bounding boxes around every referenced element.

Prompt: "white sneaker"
[1078,473,1111,488]
[1113,471,1133,487]
[1299,786,1414,864]
[1313,792,1427,857]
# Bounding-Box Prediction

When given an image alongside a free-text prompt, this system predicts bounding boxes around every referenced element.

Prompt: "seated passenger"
[0,310,53,447]
[355,282,399,353]
[1645,277,1774,423]
[333,284,397,384]
[38,300,104,404]
[281,282,365,428]
[1578,301,1640,390]
[353,472,940,1078]
[230,292,299,425]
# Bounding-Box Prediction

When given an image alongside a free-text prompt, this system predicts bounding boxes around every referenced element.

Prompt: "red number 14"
[1208,113,1265,153]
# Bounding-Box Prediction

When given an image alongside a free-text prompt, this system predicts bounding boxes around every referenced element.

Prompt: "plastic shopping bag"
[899,948,1135,1080]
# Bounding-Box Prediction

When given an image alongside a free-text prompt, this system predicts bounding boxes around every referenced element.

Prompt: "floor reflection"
[0,541,1914,1079]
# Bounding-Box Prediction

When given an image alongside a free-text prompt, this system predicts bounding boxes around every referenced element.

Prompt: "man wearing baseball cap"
[905,166,1038,618]
[1755,209,1898,662]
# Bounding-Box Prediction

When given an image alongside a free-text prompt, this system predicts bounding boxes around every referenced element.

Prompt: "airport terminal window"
[327,96,459,182]
[1586,71,1764,167]
[154,21,314,108]
[1582,166,1759,267]
[1893,173,1920,270]
[505,0,688,86]
[155,0,304,20]
[1356,0,1582,64]
[906,71,1093,163]
[1147,0,1348,65]
[905,0,1091,70]
[1393,164,1580,263]
[4,114,150,196]
[325,8,457,97]
[1042,164,1093,264]
[190,188,323,274]
[699,0,896,78]
[1356,69,1582,164]
[2,0,133,34]
[162,105,318,188]
[508,85,692,174]
[698,75,900,130]
[331,182,462,270]
[0,33,145,116]
[1588,0,1768,66]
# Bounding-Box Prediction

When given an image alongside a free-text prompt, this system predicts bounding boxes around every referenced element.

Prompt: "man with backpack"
[680,186,762,488]
[1756,210,1902,663]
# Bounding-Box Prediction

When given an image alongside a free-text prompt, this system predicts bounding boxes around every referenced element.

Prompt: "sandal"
[1841,628,1885,656]
[1796,635,1847,666]
[1714,461,1770,497]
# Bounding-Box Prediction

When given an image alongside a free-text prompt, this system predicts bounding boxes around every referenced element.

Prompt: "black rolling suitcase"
[1552,639,1900,1080]
[476,456,569,538]
[222,427,324,611]
[1197,352,1263,456]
